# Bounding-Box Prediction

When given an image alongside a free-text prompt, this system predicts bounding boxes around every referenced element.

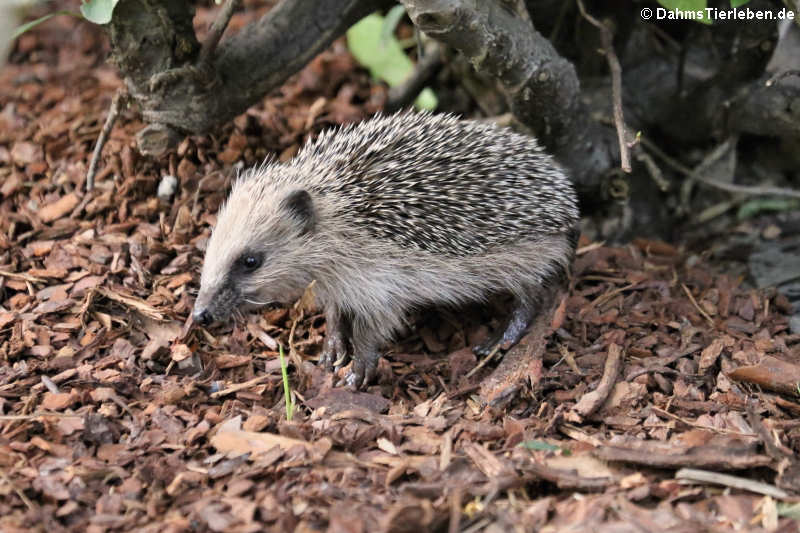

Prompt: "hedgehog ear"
[282,189,315,234]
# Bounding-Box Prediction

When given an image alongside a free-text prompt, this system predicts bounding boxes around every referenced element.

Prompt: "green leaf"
[519,440,571,455]
[736,198,800,219]
[656,0,712,24]
[730,0,750,7]
[12,11,81,40]
[278,345,294,421]
[80,0,120,25]
[381,5,407,47]
[415,88,437,111]
[347,12,438,111]
[778,502,800,520]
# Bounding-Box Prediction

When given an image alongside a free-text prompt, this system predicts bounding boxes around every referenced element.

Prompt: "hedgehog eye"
[238,253,262,271]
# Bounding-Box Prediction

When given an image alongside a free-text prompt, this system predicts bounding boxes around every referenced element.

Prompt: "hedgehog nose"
[193,307,213,326]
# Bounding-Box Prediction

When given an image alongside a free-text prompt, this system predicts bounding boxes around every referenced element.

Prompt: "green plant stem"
[278,344,294,421]
[12,11,81,40]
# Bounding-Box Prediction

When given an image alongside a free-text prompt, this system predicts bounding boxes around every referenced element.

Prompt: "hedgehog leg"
[474,251,573,358]
[473,300,537,357]
[344,318,382,389]
[320,308,351,371]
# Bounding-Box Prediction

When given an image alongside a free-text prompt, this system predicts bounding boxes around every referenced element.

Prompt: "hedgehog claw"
[473,338,499,358]
[320,333,348,371]
[473,301,536,358]
[343,369,361,389]
[343,352,380,389]
[320,311,350,371]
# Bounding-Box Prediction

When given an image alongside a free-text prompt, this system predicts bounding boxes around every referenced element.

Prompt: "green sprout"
[278,344,295,421]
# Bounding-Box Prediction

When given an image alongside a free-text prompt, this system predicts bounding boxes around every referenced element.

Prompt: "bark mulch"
[1,6,800,533]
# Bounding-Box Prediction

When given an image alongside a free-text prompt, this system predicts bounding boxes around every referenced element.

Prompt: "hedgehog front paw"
[320,330,349,371]
[344,352,380,389]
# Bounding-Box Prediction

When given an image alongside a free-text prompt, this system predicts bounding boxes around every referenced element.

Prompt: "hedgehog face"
[193,177,317,326]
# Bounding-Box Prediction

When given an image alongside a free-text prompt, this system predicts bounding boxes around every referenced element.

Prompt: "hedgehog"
[193,111,580,388]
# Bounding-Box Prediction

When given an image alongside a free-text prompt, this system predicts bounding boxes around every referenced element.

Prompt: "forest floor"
[2,5,800,533]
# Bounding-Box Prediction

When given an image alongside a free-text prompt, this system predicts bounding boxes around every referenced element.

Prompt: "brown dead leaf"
[727,356,800,396]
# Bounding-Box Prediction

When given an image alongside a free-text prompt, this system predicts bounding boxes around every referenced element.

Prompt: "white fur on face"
[195,168,316,320]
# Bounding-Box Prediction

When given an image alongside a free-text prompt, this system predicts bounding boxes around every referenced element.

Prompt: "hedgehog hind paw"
[473,302,537,358]
[473,337,500,358]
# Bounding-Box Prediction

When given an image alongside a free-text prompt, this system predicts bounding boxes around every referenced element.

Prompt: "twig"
[568,343,623,421]
[0,412,83,420]
[385,41,444,113]
[210,374,275,398]
[448,487,462,533]
[578,282,639,317]
[765,69,800,87]
[87,90,126,191]
[289,280,317,370]
[198,0,242,67]
[636,150,670,192]
[0,269,46,284]
[746,401,792,462]
[676,468,789,499]
[682,283,714,326]
[595,442,771,470]
[651,406,755,437]
[576,0,631,173]
[0,468,36,511]
[641,136,800,199]
[465,343,501,379]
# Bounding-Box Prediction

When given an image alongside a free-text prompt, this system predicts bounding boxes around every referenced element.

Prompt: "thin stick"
[682,283,714,326]
[576,0,631,172]
[676,468,789,499]
[198,0,241,67]
[465,343,501,379]
[210,374,274,398]
[651,406,754,437]
[385,42,443,113]
[0,468,36,511]
[448,487,463,533]
[569,343,623,419]
[87,90,125,191]
[642,136,800,199]
[0,269,46,284]
[765,69,800,87]
[0,412,83,420]
[636,150,670,191]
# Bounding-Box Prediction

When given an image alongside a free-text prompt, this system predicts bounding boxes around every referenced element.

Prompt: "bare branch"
[576,0,631,173]
[400,0,616,192]
[642,137,800,200]
[197,0,242,68]
[385,41,443,113]
[109,0,391,152]
[86,90,127,191]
